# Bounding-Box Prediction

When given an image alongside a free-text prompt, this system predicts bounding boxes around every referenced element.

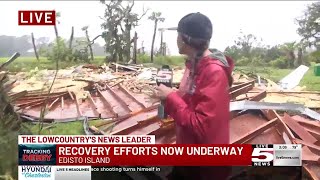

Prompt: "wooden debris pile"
[6,61,320,179]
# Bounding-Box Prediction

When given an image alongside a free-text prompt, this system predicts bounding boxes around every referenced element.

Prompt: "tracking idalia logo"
[18,10,56,25]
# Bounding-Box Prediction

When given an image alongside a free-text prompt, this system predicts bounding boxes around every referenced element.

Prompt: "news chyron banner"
[18,135,302,180]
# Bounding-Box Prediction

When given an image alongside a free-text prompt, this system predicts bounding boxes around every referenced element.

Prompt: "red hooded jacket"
[165,53,234,180]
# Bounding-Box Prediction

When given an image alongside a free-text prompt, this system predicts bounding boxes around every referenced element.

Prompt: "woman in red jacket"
[155,13,234,180]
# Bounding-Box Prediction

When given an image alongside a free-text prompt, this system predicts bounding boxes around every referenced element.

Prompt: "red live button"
[18,10,56,26]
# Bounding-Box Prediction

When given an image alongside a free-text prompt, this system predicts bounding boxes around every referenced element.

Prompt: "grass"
[235,65,320,91]
[2,55,320,135]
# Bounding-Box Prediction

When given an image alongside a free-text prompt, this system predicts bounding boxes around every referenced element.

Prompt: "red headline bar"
[56,144,252,166]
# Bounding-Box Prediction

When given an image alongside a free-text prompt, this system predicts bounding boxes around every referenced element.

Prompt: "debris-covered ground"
[3,59,320,179]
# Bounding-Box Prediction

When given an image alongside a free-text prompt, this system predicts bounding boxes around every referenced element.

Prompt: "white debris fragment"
[279,65,309,90]
[137,69,153,80]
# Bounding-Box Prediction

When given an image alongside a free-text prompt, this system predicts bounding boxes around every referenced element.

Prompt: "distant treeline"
[0,35,106,57]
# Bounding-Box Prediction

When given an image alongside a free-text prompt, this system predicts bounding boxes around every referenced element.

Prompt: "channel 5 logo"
[18,10,56,26]
[251,144,274,166]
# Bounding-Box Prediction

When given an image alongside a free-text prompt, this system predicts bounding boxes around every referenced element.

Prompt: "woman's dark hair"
[180,33,210,94]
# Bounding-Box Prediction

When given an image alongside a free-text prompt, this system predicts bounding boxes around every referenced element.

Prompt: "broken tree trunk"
[160,30,163,56]
[133,32,137,64]
[297,47,303,66]
[85,29,94,61]
[31,33,39,61]
[69,26,74,49]
[125,23,132,62]
[150,19,158,63]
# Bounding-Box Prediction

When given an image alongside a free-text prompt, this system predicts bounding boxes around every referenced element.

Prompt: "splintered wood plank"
[118,84,146,108]
[87,93,101,118]
[230,83,254,99]
[48,98,59,110]
[110,80,124,88]
[61,97,64,110]
[96,104,159,128]
[17,93,68,107]
[270,111,296,140]
[90,126,106,135]
[105,108,158,134]
[73,92,82,117]
[282,113,318,144]
[249,91,267,101]
[110,116,159,135]
[9,90,28,101]
[111,85,142,112]
[230,80,255,92]
[68,90,74,100]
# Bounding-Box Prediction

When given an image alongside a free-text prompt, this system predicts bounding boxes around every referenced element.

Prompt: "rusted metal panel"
[230,113,268,143]
[294,139,320,154]
[282,113,318,144]
[232,118,278,144]
[292,115,320,130]
[302,146,320,163]
[97,89,118,117]
[269,110,296,140]
[303,164,320,180]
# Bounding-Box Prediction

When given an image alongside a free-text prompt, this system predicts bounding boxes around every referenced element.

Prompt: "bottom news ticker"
[18,135,302,180]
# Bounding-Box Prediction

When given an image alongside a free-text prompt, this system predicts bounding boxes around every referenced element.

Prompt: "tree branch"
[120,24,125,33]
[137,7,150,20]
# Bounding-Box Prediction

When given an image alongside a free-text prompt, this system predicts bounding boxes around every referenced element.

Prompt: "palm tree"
[148,12,165,62]
[280,42,296,68]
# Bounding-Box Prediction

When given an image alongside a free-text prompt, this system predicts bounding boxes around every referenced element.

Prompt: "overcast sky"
[0,1,315,55]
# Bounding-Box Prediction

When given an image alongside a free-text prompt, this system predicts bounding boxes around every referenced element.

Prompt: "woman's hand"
[155,84,175,100]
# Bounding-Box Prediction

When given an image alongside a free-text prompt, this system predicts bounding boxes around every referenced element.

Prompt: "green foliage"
[46,38,73,62]
[137,54,150,63]
[264,45,285,62]
[251,56,265,66]
[236,57,251,66]
[148,12,165,22]
[224,45,242,61]
[101,0,148,62]
[270,57,288,69]
[310,50,320,63]
[296,2,320,48]
[136,54,184,67]
[43,37,91,63]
